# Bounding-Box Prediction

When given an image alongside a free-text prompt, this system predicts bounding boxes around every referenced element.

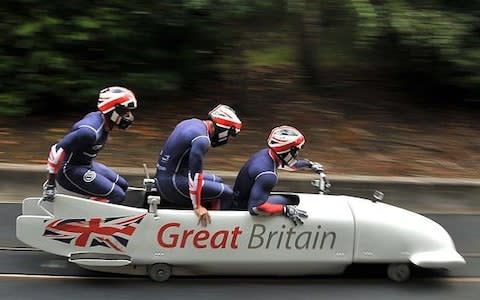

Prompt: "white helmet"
[97,86,137,129]
[267,125,305,168]
[208,104,242,147]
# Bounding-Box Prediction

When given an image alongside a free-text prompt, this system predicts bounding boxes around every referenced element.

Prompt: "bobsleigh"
[16,167,465,282]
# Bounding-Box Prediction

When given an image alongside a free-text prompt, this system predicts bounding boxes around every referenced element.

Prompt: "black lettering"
[276,225,285,249]
[320,231,336,249]
[285,227,296,249]
[313,225,321,248]
[248,224,265,249]
[266,231,278,249]
[295,231,312,249]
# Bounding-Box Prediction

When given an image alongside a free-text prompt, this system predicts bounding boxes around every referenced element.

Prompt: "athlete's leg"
[203,172,224,183]
[200,180,234,209]
[266,194,292,205]
[156,173,233,209]
[57,166,126,204]
[155,174,192,207]
[92,162,128,191]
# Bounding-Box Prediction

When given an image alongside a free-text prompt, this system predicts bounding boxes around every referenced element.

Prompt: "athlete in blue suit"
[155,104,242,226]
[42,86,138,204]
[233,125,324,225]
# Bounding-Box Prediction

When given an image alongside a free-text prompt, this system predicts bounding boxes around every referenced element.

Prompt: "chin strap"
[110,110,121,124]
[269,148,297,170]
[188,172,204,209]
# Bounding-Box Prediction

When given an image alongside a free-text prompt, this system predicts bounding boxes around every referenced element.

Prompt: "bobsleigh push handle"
[311,171,331,195]
[142,163,156,193]
[142,163,160,216]
[143,163,150,179]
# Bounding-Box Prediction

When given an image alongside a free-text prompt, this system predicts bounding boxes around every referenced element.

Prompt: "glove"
[283,205,308,226]
[310,162,324,174]
[42,182,56,202]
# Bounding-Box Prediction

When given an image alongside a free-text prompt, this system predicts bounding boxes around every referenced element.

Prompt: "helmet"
[208,104,242,147]
[267,125,305,168]
[97,86,137,129]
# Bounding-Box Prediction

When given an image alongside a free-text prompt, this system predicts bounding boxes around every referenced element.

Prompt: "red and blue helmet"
[208,104,242,147]
[97,86,137,129]
[267,125,305,167]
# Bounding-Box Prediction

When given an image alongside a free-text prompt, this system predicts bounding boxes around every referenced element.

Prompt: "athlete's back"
[156,118,209,175]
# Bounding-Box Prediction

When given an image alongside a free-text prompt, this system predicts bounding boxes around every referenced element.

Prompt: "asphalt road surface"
[1,203,479,300]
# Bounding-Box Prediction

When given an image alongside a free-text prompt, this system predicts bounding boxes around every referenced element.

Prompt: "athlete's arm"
[43,127,95,200]
[187,136,209,209]
[280,158,312,171]
[47,127,96,176]
[293,159,324,174]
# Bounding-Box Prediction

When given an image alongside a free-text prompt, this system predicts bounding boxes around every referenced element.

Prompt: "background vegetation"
[1,0,479,116]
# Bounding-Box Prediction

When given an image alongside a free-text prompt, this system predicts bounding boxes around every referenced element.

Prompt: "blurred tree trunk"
[298,0,323,88]
[233,34,250,115]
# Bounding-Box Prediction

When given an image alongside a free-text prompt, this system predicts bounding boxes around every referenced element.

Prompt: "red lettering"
[157,222,180,248]
[231,226,242,249]
[157,223,244,249]
[210,230,229,248]
[193,230,209,248]
[180,230,194,248]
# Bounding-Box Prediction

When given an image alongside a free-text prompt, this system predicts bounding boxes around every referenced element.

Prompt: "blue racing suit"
[233,149,311,215]
[47,111,128,203]
[155,118,233,209]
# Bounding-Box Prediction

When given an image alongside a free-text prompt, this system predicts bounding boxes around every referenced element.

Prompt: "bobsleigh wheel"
[148,263,171,282]
[387,263,411,282]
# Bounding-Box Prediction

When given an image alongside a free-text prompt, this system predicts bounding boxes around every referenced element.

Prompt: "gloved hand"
[310,162,324,174]
[42,182,56,202]
[283,205,308,226]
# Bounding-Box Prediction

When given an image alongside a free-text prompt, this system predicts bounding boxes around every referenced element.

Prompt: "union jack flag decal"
[43,214,146,252]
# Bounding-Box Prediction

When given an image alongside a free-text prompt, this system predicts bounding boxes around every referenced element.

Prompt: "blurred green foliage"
[347,0,480,93]
[0,0,479,116]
